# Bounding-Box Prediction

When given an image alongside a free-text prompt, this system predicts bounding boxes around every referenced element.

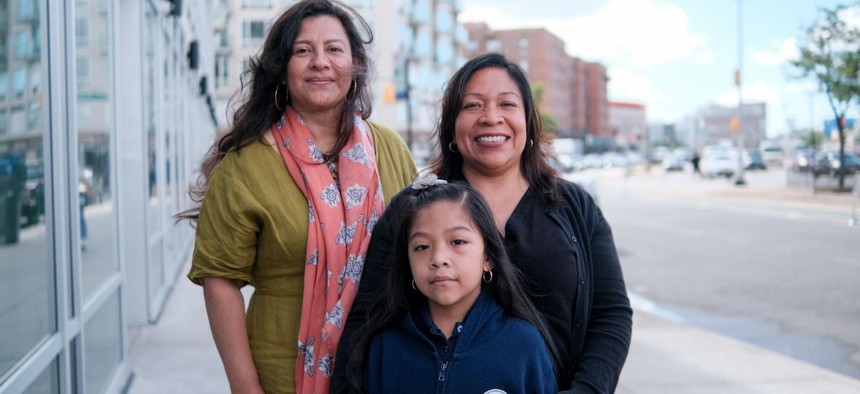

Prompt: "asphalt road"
[588,167,860,379]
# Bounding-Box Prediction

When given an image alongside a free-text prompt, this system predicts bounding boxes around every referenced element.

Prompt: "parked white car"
[700,146,739,178]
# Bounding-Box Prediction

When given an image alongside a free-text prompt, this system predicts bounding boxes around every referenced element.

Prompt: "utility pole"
[734,0,747,186]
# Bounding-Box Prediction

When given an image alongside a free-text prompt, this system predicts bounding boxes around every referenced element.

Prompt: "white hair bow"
[411,171,448,190]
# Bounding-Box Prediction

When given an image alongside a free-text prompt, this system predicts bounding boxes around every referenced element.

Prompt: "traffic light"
[383,83,395,104]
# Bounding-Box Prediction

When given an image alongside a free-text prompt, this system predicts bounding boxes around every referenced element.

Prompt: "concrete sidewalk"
[126,167,860,393]
[126,260,860,394]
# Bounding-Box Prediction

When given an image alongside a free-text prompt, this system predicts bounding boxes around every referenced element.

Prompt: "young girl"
[346,176,558,393]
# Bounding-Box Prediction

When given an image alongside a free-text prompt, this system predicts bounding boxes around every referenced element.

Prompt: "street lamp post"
[734,0,747,186]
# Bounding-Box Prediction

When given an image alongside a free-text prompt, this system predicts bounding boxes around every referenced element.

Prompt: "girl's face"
[408,201,490,321]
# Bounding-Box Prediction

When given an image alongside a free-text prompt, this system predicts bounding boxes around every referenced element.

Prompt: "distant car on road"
[700,146,738,178]
[662,152,685,172]
[744,150,767,171]
[790,149,816,172]
[813,151,860,177]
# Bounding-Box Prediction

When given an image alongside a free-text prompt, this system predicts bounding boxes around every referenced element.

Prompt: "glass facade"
[0,0,215,392]
[0,0,55,387]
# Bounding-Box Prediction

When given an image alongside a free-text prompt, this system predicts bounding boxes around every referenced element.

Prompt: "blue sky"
[459,0,859,138]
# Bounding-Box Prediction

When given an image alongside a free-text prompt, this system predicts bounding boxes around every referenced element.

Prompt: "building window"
[30,63,42,95]
[12,67,26,97]
[241,0,271,8]
[17,0,37,21]
[14,29,33,61]
[216,55,229,88]
[76,17,88,46]
[10,105,24,132]
[487,39,500,53]
[242,20,266,46]
[216,31,228,49]
[0,72,7,100]
[27,100,39,129]
[77,58,89,87]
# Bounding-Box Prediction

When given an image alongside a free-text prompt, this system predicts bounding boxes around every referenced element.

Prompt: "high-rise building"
[585,61,610,142]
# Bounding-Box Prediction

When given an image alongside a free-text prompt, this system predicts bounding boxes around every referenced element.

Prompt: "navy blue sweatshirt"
[365,291,557,394]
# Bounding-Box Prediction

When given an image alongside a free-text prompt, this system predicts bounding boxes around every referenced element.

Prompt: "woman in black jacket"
[333,53,632,394]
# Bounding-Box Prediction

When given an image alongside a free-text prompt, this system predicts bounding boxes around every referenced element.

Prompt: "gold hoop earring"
[482,270,493,283]
[411,280,417,290]
[448,141,459,153]
[274,84,284,111]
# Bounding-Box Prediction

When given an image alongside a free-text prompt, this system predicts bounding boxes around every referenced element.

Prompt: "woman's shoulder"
[367,121,409,151]
[366,120,398,139]
[555,178,590,199]
[210,139,284,187]
[218,139,276,169]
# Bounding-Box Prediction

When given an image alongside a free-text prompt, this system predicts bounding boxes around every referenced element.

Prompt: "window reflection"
[76,0,116,300]
[144,19,158,204]
[22,358,59,394]
[83,294,121,393]
[0,0,55,381]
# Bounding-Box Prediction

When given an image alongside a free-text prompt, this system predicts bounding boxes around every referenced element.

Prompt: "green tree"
[802,129,825,150]
[531,83,557,134]
[791,2,860,189]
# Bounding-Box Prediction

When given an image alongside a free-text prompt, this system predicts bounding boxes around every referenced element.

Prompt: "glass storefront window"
[0,0,54,381]
[76,0,117,301]
[0,72,7,100]
[83,295,121,393]
[22,358,59,394]
[144,6,159,224]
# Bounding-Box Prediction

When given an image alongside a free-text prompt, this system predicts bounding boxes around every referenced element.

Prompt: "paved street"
[587,166,860,379]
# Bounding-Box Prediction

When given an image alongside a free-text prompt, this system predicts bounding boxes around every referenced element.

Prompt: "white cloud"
[753,37,798,66]
[461,0,708,67]
[716,82,779,107]
[608,68,662,104]
[697,50,715,65]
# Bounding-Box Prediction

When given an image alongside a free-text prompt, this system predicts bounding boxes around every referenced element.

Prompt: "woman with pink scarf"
[177,1,415,393]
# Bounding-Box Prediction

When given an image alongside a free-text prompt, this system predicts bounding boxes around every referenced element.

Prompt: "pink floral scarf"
[272,107,383,393]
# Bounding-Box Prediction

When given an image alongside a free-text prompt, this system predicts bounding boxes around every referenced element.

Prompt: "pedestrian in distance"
[332,53,632,393]
[176,1,416,393]
[691,151,701,176]
[344,178,558,393]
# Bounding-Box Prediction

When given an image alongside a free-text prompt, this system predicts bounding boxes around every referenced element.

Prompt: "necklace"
[326,159,339,185]
[321,147,340,186]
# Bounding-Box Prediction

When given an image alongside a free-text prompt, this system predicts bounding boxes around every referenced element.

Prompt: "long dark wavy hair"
[345,182,559,391]
[430,53,560,205]
[177,0,373,222]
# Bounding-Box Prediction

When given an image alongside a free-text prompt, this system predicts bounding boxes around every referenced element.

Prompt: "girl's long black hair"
[345,182,560,391]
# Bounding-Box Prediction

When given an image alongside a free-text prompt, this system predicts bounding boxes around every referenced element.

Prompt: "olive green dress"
[188,122,416,393]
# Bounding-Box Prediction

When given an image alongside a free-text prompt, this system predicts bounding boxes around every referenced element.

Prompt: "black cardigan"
[331,180,632,394]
